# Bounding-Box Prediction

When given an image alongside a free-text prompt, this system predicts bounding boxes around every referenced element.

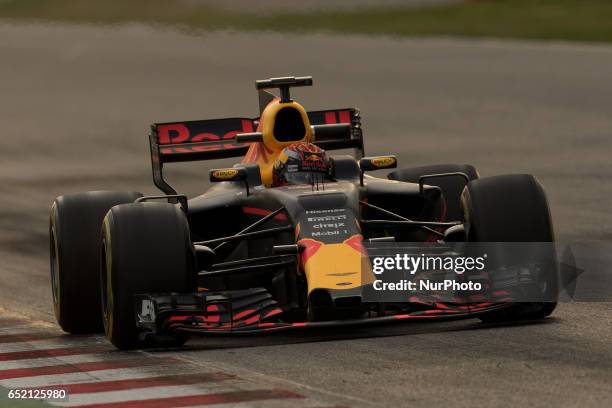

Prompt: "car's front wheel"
[462,174,558,322]
[101,202,196,349]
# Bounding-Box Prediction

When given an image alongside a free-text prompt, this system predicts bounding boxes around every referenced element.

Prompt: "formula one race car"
[50,76,558,349]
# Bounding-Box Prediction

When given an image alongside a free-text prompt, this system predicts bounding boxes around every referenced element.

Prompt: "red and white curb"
[0,317,347,408]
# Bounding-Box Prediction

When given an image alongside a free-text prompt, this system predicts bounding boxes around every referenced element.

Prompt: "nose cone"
[299,235,374,296]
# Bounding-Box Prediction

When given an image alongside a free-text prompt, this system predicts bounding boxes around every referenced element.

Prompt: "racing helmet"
[272,142,329,186]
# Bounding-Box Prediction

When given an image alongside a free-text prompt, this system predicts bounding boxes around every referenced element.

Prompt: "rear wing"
[150,108,364,195]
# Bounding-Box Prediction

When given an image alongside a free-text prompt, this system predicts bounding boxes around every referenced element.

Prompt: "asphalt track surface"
[0,22,611,407]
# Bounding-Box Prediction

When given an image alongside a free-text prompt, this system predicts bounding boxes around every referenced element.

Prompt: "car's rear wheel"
[101,202,196,349]
[461,174,558,322]
[389,164,478,221]
[50,191,142,334]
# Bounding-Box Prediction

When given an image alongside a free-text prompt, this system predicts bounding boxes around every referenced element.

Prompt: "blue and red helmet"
[272,142,329,186]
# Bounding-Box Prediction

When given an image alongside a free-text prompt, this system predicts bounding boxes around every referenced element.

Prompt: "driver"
[271,142,329,187]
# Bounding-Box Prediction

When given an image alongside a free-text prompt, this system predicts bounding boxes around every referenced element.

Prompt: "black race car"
[50,76,557,349]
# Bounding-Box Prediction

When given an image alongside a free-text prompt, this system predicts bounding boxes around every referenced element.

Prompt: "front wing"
[135,288,512,336]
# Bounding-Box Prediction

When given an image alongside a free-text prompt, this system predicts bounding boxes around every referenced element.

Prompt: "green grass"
[1,0,612,43]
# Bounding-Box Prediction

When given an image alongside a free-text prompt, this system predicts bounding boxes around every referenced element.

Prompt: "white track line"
[51,382,263,407]
[0,351,149,370]
[0,319,342,408]
[0,336,106,353]
[0,325,60,335]
[0,361,214,388]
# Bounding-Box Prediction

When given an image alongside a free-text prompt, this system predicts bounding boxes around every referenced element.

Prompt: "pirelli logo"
[212,169,239,179]
[371,157,396,168]
[359,155,398,172]
[210,167,247,182]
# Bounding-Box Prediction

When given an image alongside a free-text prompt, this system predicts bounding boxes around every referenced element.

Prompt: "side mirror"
[209,167,250,194]
[358,156,397,185]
